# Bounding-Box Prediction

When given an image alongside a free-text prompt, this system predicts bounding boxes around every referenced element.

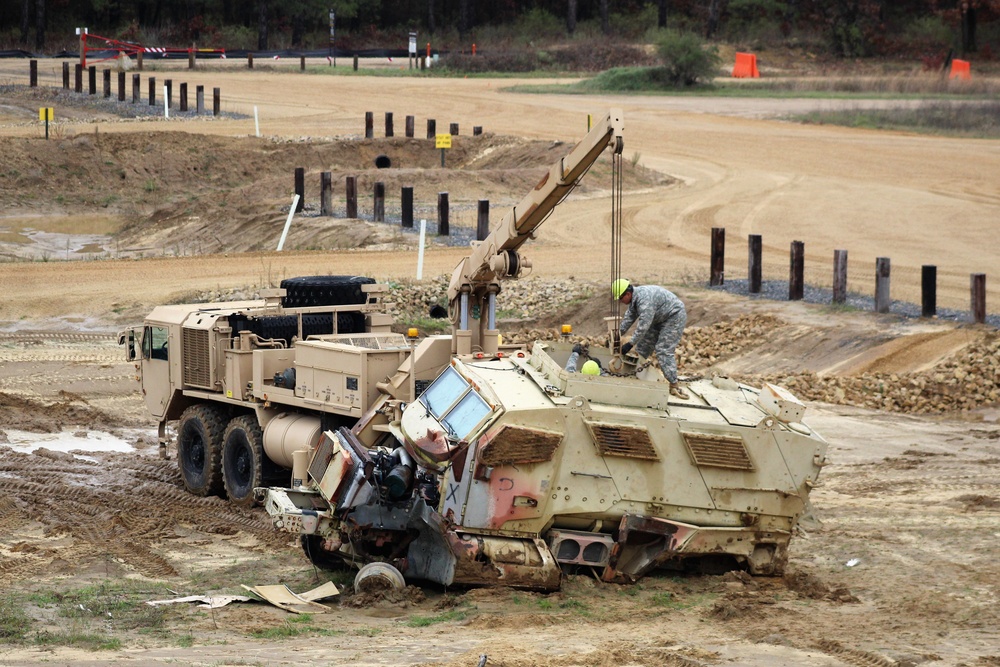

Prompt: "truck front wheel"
[222,415,267,507]
[177,405,227,497]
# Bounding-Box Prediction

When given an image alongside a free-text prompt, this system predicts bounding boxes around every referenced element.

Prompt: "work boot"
[669,382,689,400]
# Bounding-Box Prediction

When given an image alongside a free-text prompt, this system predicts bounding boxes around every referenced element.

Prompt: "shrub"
[550,42,656,71]
[441,50,540,73]
[652,29,720,87]
[513,8,565,41]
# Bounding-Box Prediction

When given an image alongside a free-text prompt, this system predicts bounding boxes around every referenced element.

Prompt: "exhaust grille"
[586,422,659,460]
[479,425,562,466]
[682,432,754,470]
[181,328,212,389]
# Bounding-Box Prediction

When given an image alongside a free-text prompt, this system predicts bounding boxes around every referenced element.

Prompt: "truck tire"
[280,276,375,308]
[301,535,348,570]
[177,405,227,497]
[222,415,268,507]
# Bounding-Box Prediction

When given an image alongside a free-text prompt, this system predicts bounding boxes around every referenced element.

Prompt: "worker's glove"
[572,343,583,355]
[621,341,633,356]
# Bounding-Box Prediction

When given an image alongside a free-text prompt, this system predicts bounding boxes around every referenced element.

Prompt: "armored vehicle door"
[140,324,172,419]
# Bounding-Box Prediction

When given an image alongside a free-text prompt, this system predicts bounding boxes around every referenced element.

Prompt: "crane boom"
[446,109,624,356]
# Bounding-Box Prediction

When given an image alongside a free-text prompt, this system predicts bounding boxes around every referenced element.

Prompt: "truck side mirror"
[120,329,136,362]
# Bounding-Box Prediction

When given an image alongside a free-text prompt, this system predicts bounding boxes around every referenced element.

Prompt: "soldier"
[565,344,603,375]
[613,279,688,399]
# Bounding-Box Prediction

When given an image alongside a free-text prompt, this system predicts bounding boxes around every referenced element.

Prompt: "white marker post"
[277,195,300,251]
[254,105,260,137]
[416,218,426,279]
[163,85,168,119]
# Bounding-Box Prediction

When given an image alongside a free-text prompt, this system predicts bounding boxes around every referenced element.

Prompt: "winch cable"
[610,148,624,340]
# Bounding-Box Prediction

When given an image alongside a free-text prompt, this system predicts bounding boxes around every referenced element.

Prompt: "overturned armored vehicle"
[270,341,827,590]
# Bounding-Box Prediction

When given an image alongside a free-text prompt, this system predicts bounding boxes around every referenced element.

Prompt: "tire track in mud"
[814,639,899,667]
[0,448,289,584]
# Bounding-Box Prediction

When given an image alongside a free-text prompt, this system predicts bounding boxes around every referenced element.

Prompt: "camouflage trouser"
[651,309,686,384]
[564,350,581,373]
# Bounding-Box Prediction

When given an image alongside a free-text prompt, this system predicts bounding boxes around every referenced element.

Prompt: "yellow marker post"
[39,107,53,139]
[435,133,451,167]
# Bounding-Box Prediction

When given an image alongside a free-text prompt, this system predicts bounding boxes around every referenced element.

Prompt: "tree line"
[4,0,997,58]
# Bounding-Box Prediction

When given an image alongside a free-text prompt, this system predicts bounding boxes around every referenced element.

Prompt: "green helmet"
[581,360,601,376]
[612,278,631,300]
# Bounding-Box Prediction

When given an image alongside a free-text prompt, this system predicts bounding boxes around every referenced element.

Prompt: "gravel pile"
[383,275,600,322]
[760,333,1000,414]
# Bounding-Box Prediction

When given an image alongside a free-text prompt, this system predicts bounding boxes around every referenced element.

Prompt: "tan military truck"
[122,110,828,590]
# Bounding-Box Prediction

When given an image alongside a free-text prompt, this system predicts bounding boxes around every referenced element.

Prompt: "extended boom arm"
[447,109,624,356]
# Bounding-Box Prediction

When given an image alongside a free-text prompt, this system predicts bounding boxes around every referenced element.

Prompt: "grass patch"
[33,630,122,651]
[405,609,469,627]
[792,101,1000,138]
[248,621,341,639]
[0,594,31,642]
[558,598,591,617]
[2,579,180,650]
[508,68,1000,100]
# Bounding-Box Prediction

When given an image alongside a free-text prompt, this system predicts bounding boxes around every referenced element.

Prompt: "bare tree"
[20,0,31,45]
[706,0,724,38]
[459,0,472,39]
[257,0,269,50]
[428,0,436,34]
[600,0,609,34]
[35,0,45,51]
[567,0,577,34]
[658,0,668,28]
[961,1,977,54]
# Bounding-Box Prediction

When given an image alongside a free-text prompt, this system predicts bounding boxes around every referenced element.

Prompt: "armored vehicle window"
[443,391,491,441]
[421,366,467,418]
[143,326,169,361]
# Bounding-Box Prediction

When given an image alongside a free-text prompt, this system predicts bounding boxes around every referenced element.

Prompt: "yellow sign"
[435,134,452,149]
[38,107,53,121]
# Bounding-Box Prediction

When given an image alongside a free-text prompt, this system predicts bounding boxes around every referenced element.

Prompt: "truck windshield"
[420,366,493,440]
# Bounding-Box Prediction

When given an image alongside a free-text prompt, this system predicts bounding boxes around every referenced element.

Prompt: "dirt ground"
[1,59,999,666]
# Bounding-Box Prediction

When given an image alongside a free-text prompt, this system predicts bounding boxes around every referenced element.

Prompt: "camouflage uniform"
[565,350,582,373]
[619,285,686,383]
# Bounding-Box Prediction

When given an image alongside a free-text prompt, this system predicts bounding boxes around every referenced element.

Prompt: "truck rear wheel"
[222,415,267,507]
[177,405,227,497]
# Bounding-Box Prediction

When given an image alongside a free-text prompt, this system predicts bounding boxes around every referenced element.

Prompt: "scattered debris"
[241,582,340,614]
[146,595,252,609]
